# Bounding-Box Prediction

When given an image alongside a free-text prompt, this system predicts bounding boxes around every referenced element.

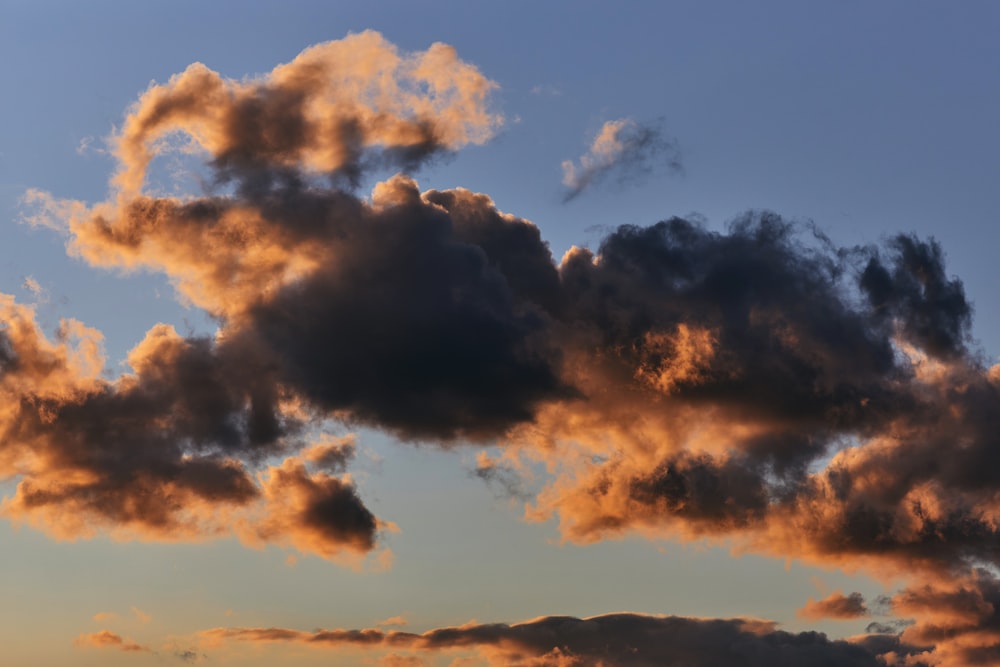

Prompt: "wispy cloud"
[529,83,562,97]
[75,630,149,653]
[561,118,681,200]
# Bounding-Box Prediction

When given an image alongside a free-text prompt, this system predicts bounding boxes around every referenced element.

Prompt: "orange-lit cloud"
[200,612,897,666]
[17,30,1000,665]
[377,654,425,667]
[75,630,149,653]
[798,591,870,620]
[561,118,680,201]
[0,297,383,560]
[239,449,389,563]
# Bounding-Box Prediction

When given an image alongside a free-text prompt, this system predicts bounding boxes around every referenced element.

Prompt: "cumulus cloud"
[6,31,507,561]
[16,30,1000,664]
[0,296,384,559]
[561,118,681,201]
[109,30,500,197]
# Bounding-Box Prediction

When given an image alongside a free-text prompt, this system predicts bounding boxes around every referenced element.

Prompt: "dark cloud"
[861,234,973,359]
[244,177,572,442]
[18,31,1000,665]
[877,569,1000,666]
[0,301,382,558]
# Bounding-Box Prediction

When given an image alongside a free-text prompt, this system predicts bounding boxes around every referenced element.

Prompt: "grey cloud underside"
[245,185,571,441]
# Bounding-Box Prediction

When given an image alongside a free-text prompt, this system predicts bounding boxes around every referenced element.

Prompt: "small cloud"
[471,452,530,501]
[76,135,109,156]
[377,614,408,628]
[561,118,681,201]
[18,188,86,233]
[132,606,151,624]
[21,276,47,302]
[75,630,150,653]
[172,648,205,663]
[864,619,914,635]
[798,591,869,620]
[92,612,118,623]
[530,83,562,97]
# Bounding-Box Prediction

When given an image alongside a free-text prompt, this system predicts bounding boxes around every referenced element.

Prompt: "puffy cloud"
[561,118,681,201]
[110,30,500,197]
[18,30,1000,664]
[885,569,1000,666]
[798,592,870,620]
[0,297,382,559]
[241,450,384,560]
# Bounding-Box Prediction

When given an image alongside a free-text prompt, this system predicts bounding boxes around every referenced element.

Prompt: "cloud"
[132,607,151,624]
[884,569,1000,666]
[75,630,149,653]
[202,612,897,666]
[529,84,562,97]
[0,297,384,560]
[798,591,870,620]
[472,452,530,501]
[173,648,204,663]
[379,655,425,667]
[17,31,1000,663]
[241,449,385,560]
[561,118,681,201]
[20,276,46,302]
[109,30,500,197]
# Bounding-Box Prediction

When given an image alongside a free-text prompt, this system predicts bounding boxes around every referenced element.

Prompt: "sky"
[1,1,1000,665]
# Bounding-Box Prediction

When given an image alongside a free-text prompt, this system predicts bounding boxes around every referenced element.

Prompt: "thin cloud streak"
[561,118,681,201]
[201,612,915,666]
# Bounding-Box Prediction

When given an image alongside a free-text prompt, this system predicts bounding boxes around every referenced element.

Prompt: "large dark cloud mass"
[13,31,1000,666]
